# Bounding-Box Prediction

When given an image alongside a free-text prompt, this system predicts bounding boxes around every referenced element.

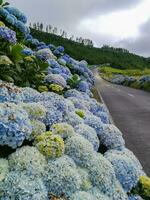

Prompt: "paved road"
[94,70,150,175]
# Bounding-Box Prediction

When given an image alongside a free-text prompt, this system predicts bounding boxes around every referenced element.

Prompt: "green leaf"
[2,75,14,83]
[15,64,22,73]
[10,44,24,63]
[0,0,3,6]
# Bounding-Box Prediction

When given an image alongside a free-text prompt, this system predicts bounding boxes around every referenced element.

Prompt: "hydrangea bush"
[0,1,149,199]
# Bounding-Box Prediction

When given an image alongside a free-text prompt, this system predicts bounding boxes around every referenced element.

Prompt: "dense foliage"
[31,29,150,70]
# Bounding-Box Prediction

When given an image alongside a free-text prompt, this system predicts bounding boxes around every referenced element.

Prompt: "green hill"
[31,29,150,69]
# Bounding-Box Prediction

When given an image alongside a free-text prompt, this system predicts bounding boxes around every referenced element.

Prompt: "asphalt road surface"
[94,69,150,176]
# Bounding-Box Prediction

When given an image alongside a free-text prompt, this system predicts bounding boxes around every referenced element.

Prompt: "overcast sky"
[8,0,150,57]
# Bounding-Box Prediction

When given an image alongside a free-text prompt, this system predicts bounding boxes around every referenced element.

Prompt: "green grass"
[99,66,150,78]
[31,29,150,70]
[99,66,150,92]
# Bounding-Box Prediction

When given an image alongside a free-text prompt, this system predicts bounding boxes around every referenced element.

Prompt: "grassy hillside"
[31,29,150,69]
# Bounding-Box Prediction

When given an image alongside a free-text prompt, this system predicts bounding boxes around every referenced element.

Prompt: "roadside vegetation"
[31,29,150,70]
[99,66,150,92]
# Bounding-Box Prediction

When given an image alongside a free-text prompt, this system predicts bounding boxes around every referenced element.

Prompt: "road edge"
[93,68,115,125]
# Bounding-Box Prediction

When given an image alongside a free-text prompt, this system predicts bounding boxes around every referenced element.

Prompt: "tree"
[40,23,44,31]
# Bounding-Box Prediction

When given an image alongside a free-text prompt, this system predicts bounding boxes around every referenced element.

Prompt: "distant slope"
[31,29,150,69]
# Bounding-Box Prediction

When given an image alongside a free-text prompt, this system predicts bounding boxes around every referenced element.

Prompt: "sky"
[8,0,150,57]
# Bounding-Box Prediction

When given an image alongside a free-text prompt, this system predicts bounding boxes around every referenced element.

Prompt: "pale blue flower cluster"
[44,74,67,88]
[5,7,27,23]
[75,124,100,151]
[0,103,32,148]
[65,135,94,167]
[128,195,143,200]
[44,155,82,198]
[0,26,17,43]
[99,124,125,150]
[105,149,145,192]
[8,146,47,177]
[1,171,48,200]
[0,6,29,37]
[0,81,23,103]
[21,48,33,56]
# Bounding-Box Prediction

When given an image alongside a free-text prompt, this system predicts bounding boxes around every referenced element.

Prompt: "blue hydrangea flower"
[84,114,104,136]
[67,97,88,110]
[64,111,84,127]
[5,14,17,25]
[44,155,82,198]
[56,46,65,53]
[64,89,85,99]
[0,103,32,148]
[1,171,48,200]
[128,195,143,200]
[75,124,100,151]
[40,92,67,113]
[0,26,17,44]
[40,101,63,126]
[89,187,111,200]
[21,87,41,103]
[65,134,94,167]
[36,48,56,61]
[44,74,67,88]
[5,7,27,24]
[71,191,96,200]
[30,38,40,46]
[48,44,56,50]
[0,81,23,103]
[104,149,145,192]
[99,124,125,150]
[86,153,118,197]
[25,34,33,40]
[8,146,47,177]
[21,48,33,56]
[15,20,28,35]
[77,81,90,93]
[0,7,9,18]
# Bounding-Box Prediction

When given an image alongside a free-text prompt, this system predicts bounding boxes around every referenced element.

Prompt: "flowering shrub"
[49,83,64,94]
[44,74,67,88]
[0,2,149,199]
[44,155,82,198]
[99,124,125,150]
[0,26,17,43]
[1,171,48,200]
[0,103,32,148]
[34,131,65,159]
[36,48,56,61]
[75,124,100,151]
[20,102,46,119]
[0,81,22,103]
[65,135,94,167]
[30,120,46,140]
[105,149,145,192]
[51,123,75,139]
[8,146,47,177]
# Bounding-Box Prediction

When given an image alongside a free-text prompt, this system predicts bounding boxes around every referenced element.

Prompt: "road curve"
[94,69,150,176]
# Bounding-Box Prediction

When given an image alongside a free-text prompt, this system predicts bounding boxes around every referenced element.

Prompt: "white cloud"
[78,0,150,40]
[8,0,150,56]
